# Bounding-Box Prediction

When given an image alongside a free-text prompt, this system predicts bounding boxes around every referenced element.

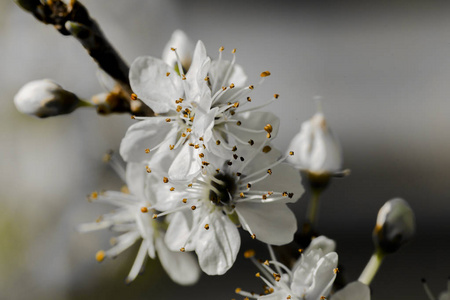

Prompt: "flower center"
[208,173,237,206]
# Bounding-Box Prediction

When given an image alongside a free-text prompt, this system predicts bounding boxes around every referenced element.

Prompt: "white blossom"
[330,281,371,300]
[287,112,342,175]
[78,160,200,285]
[120,31,280,182]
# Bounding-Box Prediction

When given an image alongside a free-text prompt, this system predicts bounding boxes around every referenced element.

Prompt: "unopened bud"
[14,79,81,118]
[373,198,415,253]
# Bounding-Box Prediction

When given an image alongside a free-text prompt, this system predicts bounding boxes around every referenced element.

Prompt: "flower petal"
[195,211,240,275]
[162,30,194,70]
[119,118,177,163]
[155,234,201,286]
[130,56,182,114]
[235,202,297,245]
[168,144,202,182]
[231,111,280,143]
[164,211,195,252]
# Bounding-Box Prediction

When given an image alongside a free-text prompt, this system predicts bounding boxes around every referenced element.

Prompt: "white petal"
[192,106,218,142]
[209,60,247,92]
[235,202,297,245]
[195,211,240,275]
[258,291,292,300]
[162,30,194,69]
[155,235,201,286]
[119,118,177,163]
[305,236,336,256]
[164,211,195,252]
[331,281,371,300]
[126,239,149,283]
[130,56,182,114]
[185,41,209,100]
[306,252,338,300]
[125,162,149,202]
[168,144,202,182]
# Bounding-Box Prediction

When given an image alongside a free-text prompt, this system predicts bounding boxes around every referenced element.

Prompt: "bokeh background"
[1,0,449,299]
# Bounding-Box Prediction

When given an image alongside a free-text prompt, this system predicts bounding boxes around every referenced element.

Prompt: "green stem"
[306,190,320,228]
[358,250,385,285]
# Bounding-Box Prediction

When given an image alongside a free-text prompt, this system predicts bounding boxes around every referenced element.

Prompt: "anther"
[248,139,254,146]
[260,71,271,77]
[131,115,135,119]
[95,250,105,262]
[274,93,279,99]
[199,137,204,141]
[194,144,200,149]
[171,47,176,51]
[236,172,241,176]
[288,193,294,198]
[244,249,255,258]
[130,93,138,100]
[249,85,254,90]
[289,151,294,156]
[232,48,236,53]
[180,247,185,252]
[191,205,196,210]
[282,192,288,197]
[240,157,244,161]
[264,124,273,133]
[236,121,242,126]
[199,153,204,158]
[287,296,292,299]
[298,248,303,253]
[216,140,221,145]
[264,260,269,265]
[90,191,98,200]
[235,288,242,293]
[145,148,150,153]
[333,268,339,274]
[176,105,182,112]
[251,234,256,239]
[262,194,267,200]
[230,83,235,89]
[267,169,272,175]
[240,192,245,198]
[182,74,186,80]
[170,187,175,191]
[166,72,170,76]
[232,146,237,152]
[222,86,227,91]
[204,224,210,230]
[219,46,225,52]
[169,145,174,150]
[141,207,148,213]
[262,146,272,153]
[227,161,233,166]
[204,76,209,81]
[247,97,252,102]
[165,118,171,122]
[182,198,187,203]
[152,214,157,219]
[247,183,252,188]
[146,165,151,173]
[233,154,238,160]
[202,161,210,166]
[163,177,169,183]
[256,272,261,277]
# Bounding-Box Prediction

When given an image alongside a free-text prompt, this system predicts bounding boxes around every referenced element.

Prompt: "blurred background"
[1,0,449,299]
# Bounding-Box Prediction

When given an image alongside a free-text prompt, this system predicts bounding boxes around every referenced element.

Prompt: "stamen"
[422,279,436,300]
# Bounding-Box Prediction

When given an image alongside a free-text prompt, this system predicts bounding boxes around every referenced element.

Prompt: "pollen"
[204,224,210,230]
[333,268,339,274]
[191,205,196,210]
[152,214,158,219]
[255,272,261,277]
[240,192,245,198]
[194,144,200,149]
[130,93,138,100]
[262,146,272,153]
[247,96,252,102]
[219,46,225,52]
[251,234,256,239]
[170,187,175,191]
[264,124,273,133]
[95,250,105,262]
[169,145,174,150]
[199,153,204,158]
[171,47,176,51]
[232,48,237,53]
[182,198,187,203]
[176,105,182,112]
[274,93,279,99]
[146,166,151,173]
[260,71,271,77]
[230,83,235,89]
[145,148,150,153]
[298,248,303,253]
[163,177,169,183]
[141,207,148,213]
[204,76,210,81]
[249,85,254,90]
[248,139,254,146]
[165,118,171,122]
[244,249,255,258]
[180,247,185,252]
[267,169,272,175]
[166,72,170,76]
[289,151,294,156]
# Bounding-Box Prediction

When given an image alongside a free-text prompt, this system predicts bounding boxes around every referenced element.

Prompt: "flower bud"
[373,198,415,254]
[287,112,342,176]
[14,79,81,118]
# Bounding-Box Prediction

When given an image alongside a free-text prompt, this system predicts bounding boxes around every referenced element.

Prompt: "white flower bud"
[373,198,415,253]
[14,79,80,118]
[287,112,342,175]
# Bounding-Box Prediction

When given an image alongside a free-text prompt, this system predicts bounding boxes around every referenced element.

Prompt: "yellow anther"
[264,124,273,133]
[204,76,210,81]
[262,146,272,153]
[230,83,235,89]
[222,86,227,91]
[169,145,174,150]
[249,85,254,90]
[248,139,254,146]
[166,72,170,76]
[333,268,339,274]
[186,128,192,132]
[202,161,210,166]
[255,272,261,277]
[191,205,196,210]
[244,249,255,258]
[165,118,171,122]
[182,198,187,203]
[90,191,98,199]
[171,47,176,51]
[194,144,200,149]
[232,48,236,54]
[146,166,151,173]
[216,140,221,145]
[145,148,150,153]
[232,146,237,152]
[180,247,185,252]
[251,234,256,239]
[274,93,279,99]
[289,151,294,156]
[131,115,135,119]
[247,96,252,102]
[95,250,105,262]
[204,224,210,230]
[199,153,205,158]
[130,93,138,100]
[219,46,225,52]
[163,177,169,183]
[141,207,148,213]
[267,169,272,175]
[181,133,186,137]
[260,71,271,77]
[298,248,303,253]
[264,260,269,265]
[176,105,182,112]
[170,187,175,191]
[240,192,245,198]
[182,74,186,80]
[152,214,157,219]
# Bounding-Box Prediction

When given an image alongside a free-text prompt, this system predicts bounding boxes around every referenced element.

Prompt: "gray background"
[1,0,449,299]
